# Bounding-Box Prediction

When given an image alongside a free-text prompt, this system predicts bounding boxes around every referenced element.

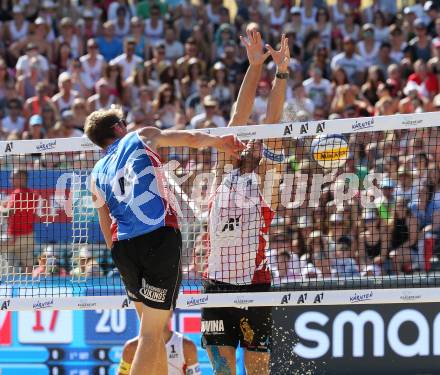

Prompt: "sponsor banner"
[0,137,100,156]
[0,311,12,345]
[0,113,438,158]
[271,303,440,375]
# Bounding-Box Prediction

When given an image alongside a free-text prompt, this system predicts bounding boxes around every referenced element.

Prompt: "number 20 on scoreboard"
[85,309,138,344]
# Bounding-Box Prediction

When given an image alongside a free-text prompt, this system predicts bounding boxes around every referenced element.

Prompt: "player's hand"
[266,34,290,73]
[217,134,245,159]
[240,30,270,66]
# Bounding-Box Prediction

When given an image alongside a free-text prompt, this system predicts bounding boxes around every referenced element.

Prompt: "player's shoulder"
[182,335,198,357]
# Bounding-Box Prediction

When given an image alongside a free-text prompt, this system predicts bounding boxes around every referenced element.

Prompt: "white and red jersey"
[166,331,186,375]
[207,169,274,285]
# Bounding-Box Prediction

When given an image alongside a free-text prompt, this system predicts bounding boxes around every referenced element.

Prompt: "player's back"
[166,331,186,375]
[92,131,178,241]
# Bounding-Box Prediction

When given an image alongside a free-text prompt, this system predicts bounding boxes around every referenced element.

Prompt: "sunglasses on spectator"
[88,45,98,49]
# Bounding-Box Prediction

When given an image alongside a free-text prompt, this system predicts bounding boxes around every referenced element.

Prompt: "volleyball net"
[1,111,440,311]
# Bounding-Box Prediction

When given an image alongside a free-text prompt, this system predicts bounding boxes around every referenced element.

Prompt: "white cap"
[329,213,343,223]
[403,80,422,96]
[58,72,71,84]
[42,0,56,8]
[12,5,23,13]
[41,245,55,258]
[301,263,322,277]
[362,210,377,221]
[79,245,92,258]
[297,215,313,229]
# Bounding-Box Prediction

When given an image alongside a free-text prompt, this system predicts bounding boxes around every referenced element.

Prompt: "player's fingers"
[246,29,252,44]
[256,31,262,44]
[280,33,286,48]
[240,35,250,48]
[265,44,276,54]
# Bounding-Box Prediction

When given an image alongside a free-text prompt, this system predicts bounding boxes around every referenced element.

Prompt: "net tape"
[1,111,440,311]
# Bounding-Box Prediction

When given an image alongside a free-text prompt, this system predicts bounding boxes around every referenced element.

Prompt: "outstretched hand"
[240,30,271,66]
[217,134,245,159]
[266,34,290,73]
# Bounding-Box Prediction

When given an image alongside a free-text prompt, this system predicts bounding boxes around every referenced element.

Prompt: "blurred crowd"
[1,0,440,284]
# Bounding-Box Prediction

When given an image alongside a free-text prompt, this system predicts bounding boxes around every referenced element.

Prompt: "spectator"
[331,36,365,84]
[371,10,389,42]
[162,26,183,62]
[313,7,332,49]
[77,10,100,41]
[389,25,406,62]
[51,72,79,113]
[153,83,182,129]
[59,110,84,137]
[10,18,53,64]
[111,38,143,81]
[189,95,226,129]
[15,43,49,82]
[299,0,318,29]
[70,245,102,278]
[358,24,381,67]
[24,82,57,120]
[27,114,45,139]
[129,17,148,59]
[388,197,419,274]
[285,6,306,45]
[16,57,44,100]
[32,245,67,278]
[185,77,212,120]
[0,98,25,137]
[339,9,360,41]
[87,78,118,112]
[407,19,432,62]
[144,4,165,47]
[332,236,360,278]
[0,169,38,274]
[56,17,83,60]
[114,6,131,39]
[97,21,123,62]
[4,5,29,44]
[303,63,332,109]
[80,39,106,91]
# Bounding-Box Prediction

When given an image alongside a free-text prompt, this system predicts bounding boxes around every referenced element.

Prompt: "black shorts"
[111,226,182,310]
[201,280,272,352]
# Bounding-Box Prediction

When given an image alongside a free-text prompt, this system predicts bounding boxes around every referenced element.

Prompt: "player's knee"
[138,329,162,344]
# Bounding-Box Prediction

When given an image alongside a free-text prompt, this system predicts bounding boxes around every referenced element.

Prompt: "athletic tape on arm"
[186,363,202,375]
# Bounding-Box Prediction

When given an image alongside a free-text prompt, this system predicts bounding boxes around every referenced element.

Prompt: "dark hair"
[7,98,22,109]
[156,83,175,108]
[84,109,121,148]
[315,6,330,23]
[380,41,392,50]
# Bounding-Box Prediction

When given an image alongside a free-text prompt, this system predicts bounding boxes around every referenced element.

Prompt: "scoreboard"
[0,308,245,375]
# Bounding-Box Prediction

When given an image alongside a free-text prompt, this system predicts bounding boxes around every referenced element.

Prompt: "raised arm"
[264,34,289,125]
[257,35,290,210]
[229,30,270,127]
[139,126,244,159]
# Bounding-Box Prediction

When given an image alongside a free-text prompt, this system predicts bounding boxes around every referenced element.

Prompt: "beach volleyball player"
[85,111,244,375]
[201,32,289,374]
